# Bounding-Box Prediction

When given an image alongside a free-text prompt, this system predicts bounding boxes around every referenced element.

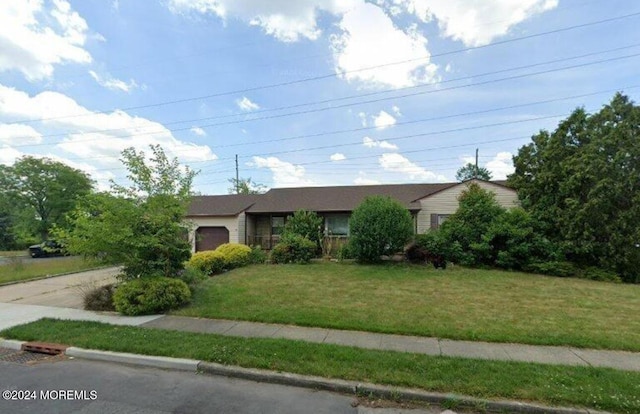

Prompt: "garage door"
[196,227,229,251]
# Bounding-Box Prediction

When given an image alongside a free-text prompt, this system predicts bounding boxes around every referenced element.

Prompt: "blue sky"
[1,0,639,194]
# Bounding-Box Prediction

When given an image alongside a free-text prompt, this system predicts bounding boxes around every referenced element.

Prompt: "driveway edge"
[0,265,114,287]
[16,342,603,414]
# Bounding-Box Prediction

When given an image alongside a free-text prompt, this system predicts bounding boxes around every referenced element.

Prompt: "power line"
[17,85,636,171]
[11,54,640,150]
[17,42,640,144]
[83,112,568,176]
[7,10,640,125]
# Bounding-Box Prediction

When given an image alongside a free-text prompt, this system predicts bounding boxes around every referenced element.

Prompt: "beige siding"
[237,212,246,244]
[187,216,242,252]
[416,180,518,234]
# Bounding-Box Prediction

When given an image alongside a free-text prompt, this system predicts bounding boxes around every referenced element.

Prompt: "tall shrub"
[349,196,413,263]
[439,183,505,266]
[283,209,323,246]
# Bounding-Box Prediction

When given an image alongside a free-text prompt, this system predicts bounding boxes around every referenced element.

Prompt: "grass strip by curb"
[2,319,639,414]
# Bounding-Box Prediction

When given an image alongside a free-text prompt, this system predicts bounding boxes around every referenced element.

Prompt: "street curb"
[65,347,200,372]
[0,339,25,350]
[0,342,610,414]
[197,361,606,414]
[197,361,357,395]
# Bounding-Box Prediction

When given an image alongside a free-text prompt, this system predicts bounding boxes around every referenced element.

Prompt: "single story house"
[186,179,518,252]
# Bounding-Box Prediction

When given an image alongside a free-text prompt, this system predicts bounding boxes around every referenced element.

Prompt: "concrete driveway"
[0,267,119,309]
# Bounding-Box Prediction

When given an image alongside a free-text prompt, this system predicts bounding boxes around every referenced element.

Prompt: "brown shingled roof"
[246,182,458,214]
[187,194,259,216]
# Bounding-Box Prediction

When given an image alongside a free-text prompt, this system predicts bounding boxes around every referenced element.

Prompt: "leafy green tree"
[0,209,16,250]
[509,93,640,282]
[349,196,414,263]
[0,157,93,239]
[60,145,197,280]
[438,183,505,265]
[227,177,266,194]
[472,208,560,270]
[455,163,492,181]
[283,209,323,246]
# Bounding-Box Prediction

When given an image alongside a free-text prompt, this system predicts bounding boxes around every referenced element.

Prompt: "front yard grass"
[175,262,640,351]
[0,256,101,284]
[2,319,639,414]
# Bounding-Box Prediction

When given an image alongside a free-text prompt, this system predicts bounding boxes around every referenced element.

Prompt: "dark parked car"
[28,241,65,258]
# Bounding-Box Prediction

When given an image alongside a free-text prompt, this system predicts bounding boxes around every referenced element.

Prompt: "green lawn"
[2,319,639,414]
[175,262,640,351]
[0,256,101,284]
[0,250,27,257]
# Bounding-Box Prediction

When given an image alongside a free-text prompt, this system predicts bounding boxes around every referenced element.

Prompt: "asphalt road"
[0,357,448,414]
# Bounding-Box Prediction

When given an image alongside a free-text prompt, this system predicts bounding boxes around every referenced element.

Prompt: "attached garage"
[195,227,229,252]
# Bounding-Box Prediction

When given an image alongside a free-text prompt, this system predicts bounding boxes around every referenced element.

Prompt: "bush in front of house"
[349,196,414,263]
[248,245,268,264]
[437,183,506,266]
[270,234,316,264]
[336,242,355,261]
[187,250,226,275]
[215,243,252,269]
[113,277,191,316]
[471,207,561,270]
[414,231,464,265]
[283,209,323,247]
[177,265,208,287]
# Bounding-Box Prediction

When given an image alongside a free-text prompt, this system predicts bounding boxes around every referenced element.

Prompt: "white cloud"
[236,96,260,111]
[0,124,42,145]
[0,145,22,165]
[0,84,217,186]
[330,152,346,161]
[373,110,397,129]
[331,2,438,88]
[391,105,401,116]
[357,111,367,127]
[354,171,380,185]
[485,151,514,180]
[251,156,314,187]
[401,0,558,47]
[168,0,358,42]
[363,136,398,151]
[379,153,447,181]
[88,70,138,93]
[190,126,206,136]
[0,0,92,81]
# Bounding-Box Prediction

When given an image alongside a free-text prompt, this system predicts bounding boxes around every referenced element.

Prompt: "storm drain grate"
[0,348,66,365]
[0,347,16,357]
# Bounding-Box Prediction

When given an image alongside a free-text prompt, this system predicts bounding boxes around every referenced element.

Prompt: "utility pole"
[235,154,239,194]
[475,148,479,179]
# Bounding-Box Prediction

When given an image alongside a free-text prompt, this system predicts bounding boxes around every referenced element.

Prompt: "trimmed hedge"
[113,277,191,316]
[187,250,226,275]
[215,243,252,269]
[270,234,316,264]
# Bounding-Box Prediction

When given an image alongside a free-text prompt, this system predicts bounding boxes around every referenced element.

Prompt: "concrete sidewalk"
[1,301,639,372]
[0,302,162,331]
[141,315,640,372]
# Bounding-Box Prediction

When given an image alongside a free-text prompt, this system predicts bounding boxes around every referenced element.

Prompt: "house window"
[271,216,285,235]
[325,214,349,236]
[430,213,451,229]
